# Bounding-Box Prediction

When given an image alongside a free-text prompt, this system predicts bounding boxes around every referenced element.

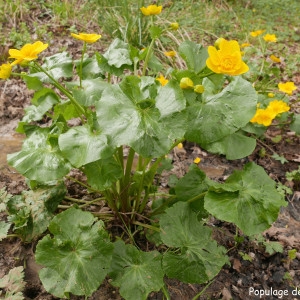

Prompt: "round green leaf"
[35,207,113,298]
[204,162,287,235]
[160,202,228,283]
[109,240,164,300]
[185,77,257,145]
[58,125,113,167]
[96,76,187,157]
[7,129,71,181]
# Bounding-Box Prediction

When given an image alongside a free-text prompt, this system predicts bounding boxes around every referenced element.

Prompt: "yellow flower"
[206,39,249,76]
[270,54,281,63]
[263,34,277,42]
[214,37,225,50]
[250,30,265,37]
[177,142,183,149]
[164,50,177,57]
[9,41,48,65]
[180,77,194,89]
[156,74,169,86]
[193,157,201,164]
[170,22,179,30]
[71,33,101,43]
[267,100,290,115]
[268,92,275,98]
[140,4,162,16]
[278,81,297,95]
[194,85,205,94]
[0,63,12,79]
[250,108,275,126]
[241,43,251,48]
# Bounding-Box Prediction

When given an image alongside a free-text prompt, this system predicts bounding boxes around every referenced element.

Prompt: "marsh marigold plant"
[206,39,249,75]
[278,81,297,95]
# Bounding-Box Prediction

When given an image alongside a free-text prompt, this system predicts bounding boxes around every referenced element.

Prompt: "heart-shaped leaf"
[204,162,287,235]
[7,128,72,181]
[160,202,228,283]
[109,240,164,300]
[35,207,114,298]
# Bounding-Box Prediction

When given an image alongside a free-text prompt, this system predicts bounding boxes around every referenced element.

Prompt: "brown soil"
[1,16,300,300]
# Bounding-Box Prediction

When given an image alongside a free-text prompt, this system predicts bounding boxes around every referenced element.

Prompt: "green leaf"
[109,240,164,300]
[83,157,123,190]
[72,79,110,106]
[22,88,59,122]
[35,207,113,298]
[204,162,287,236]
[0,266,25,297]
[0,221,11,241]
[185,77,257,146]
[149,26,163,39]
[205,132,257,160]
[53,100,81,121]
[58,125,113,167]
[156,80,186,117]
[178,41,208,73]
[103,38,132,68]
[290,114,300,134]
[96,76,187,157]
[160,202,228,283]
[81,55,103,79]
[175,164,213,216]
[30,52,73,82]
[6,183,66,242]
[22,74,43,90]
[7,128,72,181]
[271,153,288,164]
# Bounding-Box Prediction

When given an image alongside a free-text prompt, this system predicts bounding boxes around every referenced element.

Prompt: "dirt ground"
[1,33,300,299]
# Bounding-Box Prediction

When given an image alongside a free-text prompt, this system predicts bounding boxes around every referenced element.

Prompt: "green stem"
[191,279,215,300]
[33,62,86,119]
[150,195,177,216]
[122,147,136,211]
[161,285,171,300]
[79,42,87,88]
[79,197,104,208]
[187,191,207,203]
[132,220,160,232]
[65,175,99,193]
[142,38,156,76]
[64,196,90,204]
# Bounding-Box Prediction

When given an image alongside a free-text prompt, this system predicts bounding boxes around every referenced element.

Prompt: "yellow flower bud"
[194,85,205,94]
[170,22,179,30]
[180,77,194,89]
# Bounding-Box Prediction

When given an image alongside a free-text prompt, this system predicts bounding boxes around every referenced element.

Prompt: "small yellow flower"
[278,81,297,95]
[206,39,249,76]
[170,22,179,30]
[9,41,48,65]
[180,77,194,89]
[140,4,162,16]
[270,54,281,63]
[193,157,201,164]
[71,33,101,43]
[177,142,183,149]
[250,108,276,126]
[164,50,177,57]
[268,93,275,98]
[241,42,251,48]
[156,74,169,86]
[263,34,277,42]
[250,30,265,37]
[194,85,205,94]
[267,100,290,115]
[0,63,12,79]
